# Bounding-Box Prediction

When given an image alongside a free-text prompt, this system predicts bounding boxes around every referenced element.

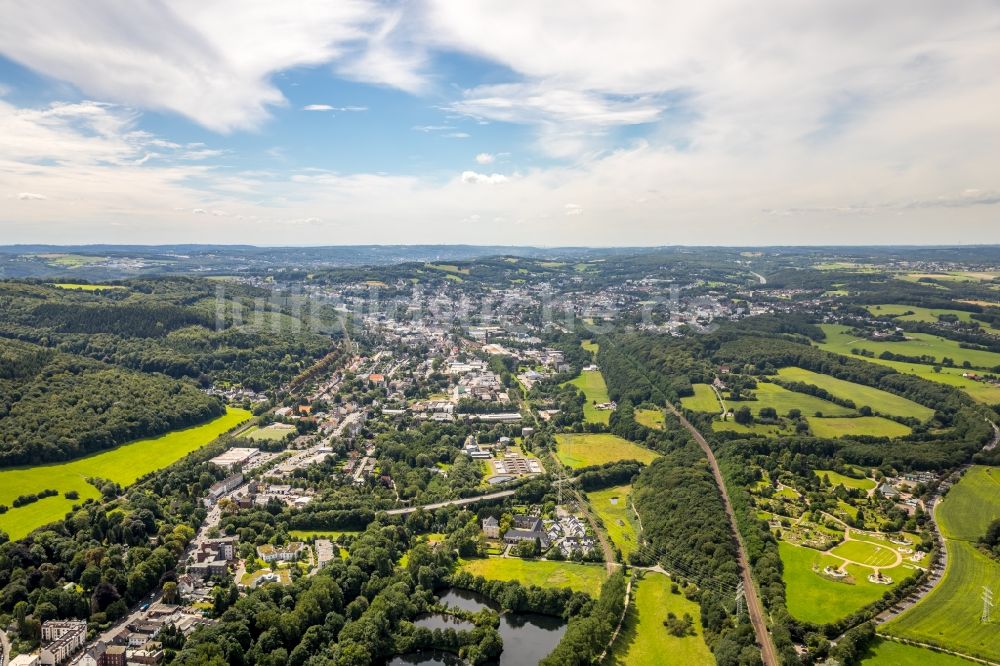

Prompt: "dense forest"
[0,338,223,466]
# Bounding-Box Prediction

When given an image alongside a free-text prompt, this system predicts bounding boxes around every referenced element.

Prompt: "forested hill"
[0,338,224,466]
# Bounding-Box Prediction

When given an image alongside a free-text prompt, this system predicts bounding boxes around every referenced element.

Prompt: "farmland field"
[779,541,916,625]
[745,382,856,416]
[0,407,251,541]
[605,573,713,666]
[680,384,722,413]
[711,420,790,437]
[815,469,876,491]
[776,366,934,420]
[882,466,1000,662]
[865,304,977,324]
[806,416,912,438]
[49,282,125,291]
[819,324,1000,372]
[587,484,639,559]
[860,639,979,665]
[459,557,606,596]
[634,408,664,429]
[564,369,612,424]
[554,433,660,469]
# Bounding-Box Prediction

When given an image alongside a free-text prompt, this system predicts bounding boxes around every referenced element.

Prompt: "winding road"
[667,404,779,666]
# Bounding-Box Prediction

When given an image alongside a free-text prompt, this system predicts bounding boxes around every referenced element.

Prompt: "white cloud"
[17,192,47,200]
[563,203,583,216]
[475,153,494,164]
[444,132,470,139]
[460,171,508,185]
[303,104,368,112]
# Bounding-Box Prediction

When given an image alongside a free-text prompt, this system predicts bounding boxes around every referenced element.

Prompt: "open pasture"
[776,365,934,420]
[563,369,612,424]
[865,304,976,324]
[807,416,912,439]
[860,639,979,666]
[746,382,856,416]
[587,484,639,559]
[819,324,1000,372]
[681,384,722,413]
[634,408,664,429]
[554,433,660,469]
[815,469,875,491]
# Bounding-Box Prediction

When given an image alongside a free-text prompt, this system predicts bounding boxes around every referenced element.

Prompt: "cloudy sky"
[1,0,999,246]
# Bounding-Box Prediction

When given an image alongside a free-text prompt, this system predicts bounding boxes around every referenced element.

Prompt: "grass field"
[830,540,899,567]
[587,485,639,559]
[883,467,1000,662]
[564,370,612,424]
[582,340,600,355]
[0,408,251,541]
[866,304,977,324]
[807,416,912,438]
[680,384,722,413]
[779,541,915,625]
[605,573,713,666]
[634,409,664,429]
[49,282,125,291]
[554,434,660,469]
[819,324,1000,372]
[711,420,790,437]
[240,423,295,441]
[815,469,876,491]
[860,639,979,665]
[776,366,934,420]
[459,557,606,596]
[745,382,856,417]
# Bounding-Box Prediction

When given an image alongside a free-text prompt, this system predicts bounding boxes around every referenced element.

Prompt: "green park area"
[459,557,606,596]
[883,466,1000,662]
[680,384,722,413]
[815,469,875,491]
[588,484,640,559]
[776,366,934,420]
[605,573,713,666]
[554,433,660,469]
[564,369,612,424]
[0,407,251,540]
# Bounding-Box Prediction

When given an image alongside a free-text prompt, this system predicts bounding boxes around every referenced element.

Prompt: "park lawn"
[866,304,977,324]
[807,416,912,439]
[819,324,1000,372]
[681,384,722,413]
[815,469,876,491]
[882,467,1000,663]
[779,541,915,625]
[554,434,659,469]
[746,382,856,417]
[564,370,612,424]
[0,407,250,541]
[830,540,899,568]
[860,639,979,666]
[49,282,125,291]
[605,573,713,666]
[459,557,606,596]
[634,409,664,429]
[777,365,934,421]
[587,485,639,559]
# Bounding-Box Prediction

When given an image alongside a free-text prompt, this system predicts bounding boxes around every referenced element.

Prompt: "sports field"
[807,416,912,438]
[776,366,934,420]
[459,557,606,596]
[859,639,979,665]
[564,369,612,424]
[554,433,660,469]
[680,384,722,413]
[605,573,713,666]
[747,382,856,416]
[815,469,876,491]
[241,423,295,441]
[779,541,915,625]
[882,467,1000,662]
[819,324,1000,372]
[634,408,664,429]
[0,408,250,541]
[587,485,639,559]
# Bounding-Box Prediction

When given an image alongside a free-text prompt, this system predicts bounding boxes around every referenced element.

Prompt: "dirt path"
[667,404,779,666]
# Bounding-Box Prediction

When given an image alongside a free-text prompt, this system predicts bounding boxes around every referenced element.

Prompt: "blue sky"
[0,1,998,245]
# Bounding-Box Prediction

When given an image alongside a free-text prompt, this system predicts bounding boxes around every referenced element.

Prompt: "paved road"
[1,627,10,666]
[385,490,515,515]
[667,404,779,666]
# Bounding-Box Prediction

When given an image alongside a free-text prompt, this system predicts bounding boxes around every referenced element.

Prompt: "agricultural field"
[865,304,977,324]
[776,366,934,420]
[850,357,1000,404]
[860,639,979,666]
[899,272,1000,283]
[806,416,912,438]
[882,467,1000,662]
[459,557,606,596]
[711,420,792,437]
[587,484,640,559]
[819,324,1000,372]
[605,573,713,666]
[49,282,125,291]
[0,407,250,540]
[815,469,876,491]
[743,382,856,417]
[554,433,660,469]
[778,541,917,625]
[564,369,612,424]
[680,384,722,413]
[634,408,664,429]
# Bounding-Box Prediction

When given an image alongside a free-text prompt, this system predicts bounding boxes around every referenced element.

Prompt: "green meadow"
[554,433,660,469]
[819,324,1000,372]
[459,557,606,596]
[0,408,250,541]
[860,639,979,666]
[587,484,639,559]
[865,304,977,324]
[564,369,612,424]
[744,382,856,416]
[681,383,722,413]
[634,408,664,429]
[776,366,934,420]
[807,416,912,438]
[49,282,126,291]
[815,469,875,491]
